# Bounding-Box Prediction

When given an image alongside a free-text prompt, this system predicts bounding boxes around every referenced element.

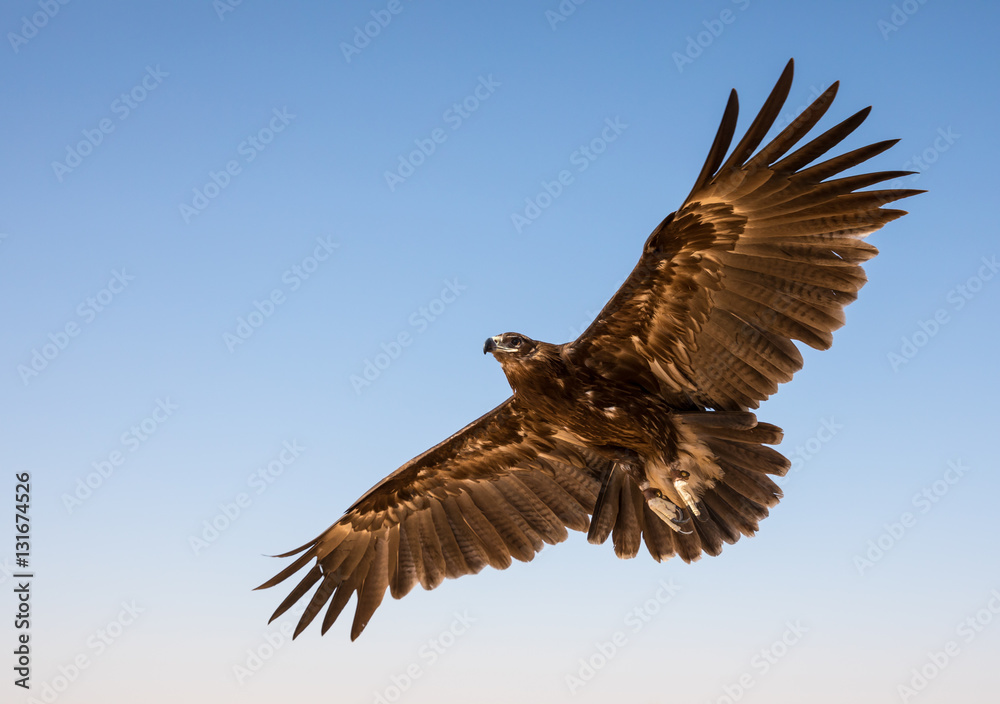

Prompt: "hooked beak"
[484,335,518,354]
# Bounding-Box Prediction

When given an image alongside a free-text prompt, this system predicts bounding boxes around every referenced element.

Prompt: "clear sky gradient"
[2,1,998,703]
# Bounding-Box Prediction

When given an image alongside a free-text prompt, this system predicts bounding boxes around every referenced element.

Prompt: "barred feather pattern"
[257,399,607,640]
[570,59,922,411]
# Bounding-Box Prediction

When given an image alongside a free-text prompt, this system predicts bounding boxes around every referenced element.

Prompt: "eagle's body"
[492,340,662,456]
[258,60,922,641]
[490,337,713,526]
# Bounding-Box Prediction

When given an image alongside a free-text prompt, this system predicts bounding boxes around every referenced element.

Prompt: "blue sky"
[3,1,998,702]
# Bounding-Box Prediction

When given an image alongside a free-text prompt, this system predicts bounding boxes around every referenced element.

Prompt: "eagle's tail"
[587,411,789,563]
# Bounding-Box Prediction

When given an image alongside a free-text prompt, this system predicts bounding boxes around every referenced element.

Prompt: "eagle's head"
[483,332,536,357]
[484,332,561,393]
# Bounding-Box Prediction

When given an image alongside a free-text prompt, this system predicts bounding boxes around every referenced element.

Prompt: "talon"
[670,506,693,534]
[648,497,691,534]
[674,479,701,517]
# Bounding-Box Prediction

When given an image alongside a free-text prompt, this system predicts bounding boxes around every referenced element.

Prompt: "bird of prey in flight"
[258,59,921,640]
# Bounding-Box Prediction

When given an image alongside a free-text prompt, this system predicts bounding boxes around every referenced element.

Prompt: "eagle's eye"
[508,335,524,348]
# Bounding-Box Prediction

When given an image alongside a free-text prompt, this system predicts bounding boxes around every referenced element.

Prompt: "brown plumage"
[257,59,922,640]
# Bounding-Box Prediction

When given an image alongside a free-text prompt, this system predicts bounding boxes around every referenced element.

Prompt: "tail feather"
[587,411,787,563]
[587,466,624,545]
[641,502,676,562]
[611,479,644,558]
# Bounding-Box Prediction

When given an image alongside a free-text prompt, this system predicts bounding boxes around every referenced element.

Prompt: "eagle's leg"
[621,464,691,533]
[590,445,692,534]
[617,457,693,535]
[642,487,692,534]
[668,468,702,519]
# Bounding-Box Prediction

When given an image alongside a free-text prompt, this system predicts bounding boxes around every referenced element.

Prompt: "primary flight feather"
[257,59,921,640]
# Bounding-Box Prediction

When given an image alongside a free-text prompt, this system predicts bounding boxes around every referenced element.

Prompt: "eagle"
[258,59,921,640]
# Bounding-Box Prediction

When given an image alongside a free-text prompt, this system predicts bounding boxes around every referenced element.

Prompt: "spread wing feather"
[569,58,922,411]
[256,398,608,640]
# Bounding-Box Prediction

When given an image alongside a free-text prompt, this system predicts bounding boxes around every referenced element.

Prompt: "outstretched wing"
[257,398,608,640]
[568,59,923,411]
